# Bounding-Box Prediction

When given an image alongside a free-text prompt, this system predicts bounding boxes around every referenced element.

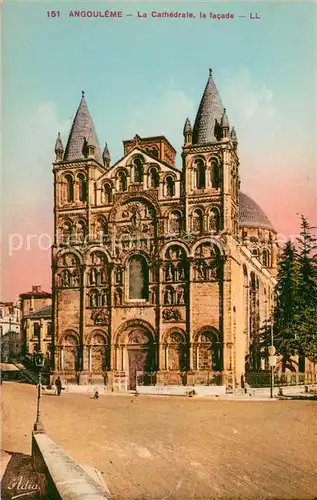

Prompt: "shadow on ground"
[1,451,45,499]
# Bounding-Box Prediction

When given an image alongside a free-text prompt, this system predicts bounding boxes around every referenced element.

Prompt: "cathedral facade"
[51,70,278,392]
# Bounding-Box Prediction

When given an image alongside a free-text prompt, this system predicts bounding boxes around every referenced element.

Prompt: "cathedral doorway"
[126,329,154,390]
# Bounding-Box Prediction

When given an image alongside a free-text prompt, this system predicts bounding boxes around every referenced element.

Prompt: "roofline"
[109,147,181,174]
[239,222,276,233]
[123,135,177,154]
[19,292,52,298]
[53,157,105,169]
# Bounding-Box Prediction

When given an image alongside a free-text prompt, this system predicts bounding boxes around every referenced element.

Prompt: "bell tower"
[182,69,240,237]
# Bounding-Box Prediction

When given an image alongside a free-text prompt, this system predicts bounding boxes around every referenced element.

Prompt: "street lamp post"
[33,353,45,433]
[268,316,276,399]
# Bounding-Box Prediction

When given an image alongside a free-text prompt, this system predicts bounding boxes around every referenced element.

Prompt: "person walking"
[55,376,62,396]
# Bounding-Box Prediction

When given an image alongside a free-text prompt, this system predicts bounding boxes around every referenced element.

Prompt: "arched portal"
[61,333,79,372]
[89,332,109,373]
[115,323,155,390]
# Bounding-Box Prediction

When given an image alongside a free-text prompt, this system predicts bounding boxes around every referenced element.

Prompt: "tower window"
[128,255,149,300]
[196,160,206,189]
[211,162,220,188]
[78,174,87,202]
[65,175,74,202]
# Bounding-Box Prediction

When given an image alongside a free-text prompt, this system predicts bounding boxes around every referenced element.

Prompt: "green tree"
[272,240,301,371]
[296,216,317,360]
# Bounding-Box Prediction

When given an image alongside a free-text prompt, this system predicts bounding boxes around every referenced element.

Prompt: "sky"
[1,1,316,301]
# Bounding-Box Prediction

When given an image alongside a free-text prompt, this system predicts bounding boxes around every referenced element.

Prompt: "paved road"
[2,382,317,499]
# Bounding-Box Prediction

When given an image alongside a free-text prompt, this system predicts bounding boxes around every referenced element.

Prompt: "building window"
[196,159,206,189]
[118,171,127,192]
[133,158,144,183]
[211,161,220,188]
[262,249,270,267]
[128,255,149,300]
[65,175,74,202]
[0,309,3,318]
[103,183,112,204]
[78,174,87,202]
[166,176,175,197]
[47,323,52,337]
[149,167,159,188]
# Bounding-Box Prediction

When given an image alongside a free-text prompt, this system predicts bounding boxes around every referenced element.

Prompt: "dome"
[239,192,274,231]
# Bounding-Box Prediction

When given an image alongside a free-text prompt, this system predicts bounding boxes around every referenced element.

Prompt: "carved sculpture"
[162,308,182,321]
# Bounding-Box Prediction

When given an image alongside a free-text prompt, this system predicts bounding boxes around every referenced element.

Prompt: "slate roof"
[192,69,225,145]
[64,92,102,164]
[26,305,52,319]
[239,192,274,231]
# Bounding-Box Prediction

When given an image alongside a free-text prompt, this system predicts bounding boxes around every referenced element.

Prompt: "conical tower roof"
[64,91,102,164]
[183,117,192,135]
[102,141,110,160]
[54,132,64,153]
[220,108,230,128]
[192,69,224,145]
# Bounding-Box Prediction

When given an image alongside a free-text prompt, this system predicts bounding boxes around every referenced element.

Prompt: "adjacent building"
[51,70,278,391]
[20,285,52,360]
[0,301,21,362]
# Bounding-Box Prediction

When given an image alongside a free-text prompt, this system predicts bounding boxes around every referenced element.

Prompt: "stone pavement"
[2,381,317,499]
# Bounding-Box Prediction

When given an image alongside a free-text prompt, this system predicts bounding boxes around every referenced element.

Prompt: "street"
[2,382,317,499]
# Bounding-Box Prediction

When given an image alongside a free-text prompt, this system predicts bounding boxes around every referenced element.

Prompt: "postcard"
[1,1,316,499]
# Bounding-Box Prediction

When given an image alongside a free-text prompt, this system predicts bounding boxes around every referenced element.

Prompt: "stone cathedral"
[51,70,278,392]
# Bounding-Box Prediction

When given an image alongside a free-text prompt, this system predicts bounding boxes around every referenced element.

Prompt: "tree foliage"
[261,217,317,369]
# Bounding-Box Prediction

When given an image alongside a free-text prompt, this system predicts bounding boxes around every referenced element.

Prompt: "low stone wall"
[245,384,317,397]
[136,384,226,396]
[32,432,110,499]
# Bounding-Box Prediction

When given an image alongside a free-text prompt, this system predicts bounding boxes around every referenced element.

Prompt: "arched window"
[118,171,127,192]
[209,208,220,232]
[252,247,259,258]
[78,174,87,202]
[195,331,221,371]
[149,167,159,188]
[166,176,175,197]
[211,161,220,188]
[133,158,144,183]
[196,159,206,189]
[166,332,186,372]
[192,209,203,233]
[65,175,74,202]
[128,255,149,300]
[262,248,270,267]
[103,183,112,204]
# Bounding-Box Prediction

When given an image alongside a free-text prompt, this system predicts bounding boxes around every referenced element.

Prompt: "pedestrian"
[55,376,62,396]
[93,389,99,399]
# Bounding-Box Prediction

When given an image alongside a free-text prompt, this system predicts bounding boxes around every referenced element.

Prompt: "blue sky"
[1,1,316,299]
